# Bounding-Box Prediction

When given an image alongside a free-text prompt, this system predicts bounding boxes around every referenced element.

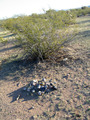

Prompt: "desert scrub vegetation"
[1,9,77,61]
[71,6,90,17]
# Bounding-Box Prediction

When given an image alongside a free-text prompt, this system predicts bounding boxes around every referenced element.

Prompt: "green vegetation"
[1,7,90,61]
[71,6,90,17]
[0,36,8,44]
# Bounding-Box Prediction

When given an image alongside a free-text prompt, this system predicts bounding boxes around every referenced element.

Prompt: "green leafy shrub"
[2,9,76,61]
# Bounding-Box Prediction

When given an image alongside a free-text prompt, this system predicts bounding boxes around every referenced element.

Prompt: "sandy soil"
[0,16,90,120]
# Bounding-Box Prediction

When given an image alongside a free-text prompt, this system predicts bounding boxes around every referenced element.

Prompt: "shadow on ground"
[0,45,20,53]
[7,85,39,103]
[77,19,90,24]
[0,53,87,82]
[0,58,39,81]
[79,30,90,37]
[3,33,16,38]
[7,81,57,103]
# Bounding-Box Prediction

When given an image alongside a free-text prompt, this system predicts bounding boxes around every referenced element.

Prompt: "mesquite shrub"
[2,9,76,61]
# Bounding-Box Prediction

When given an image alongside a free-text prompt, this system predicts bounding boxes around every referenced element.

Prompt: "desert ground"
[0,15,90,120]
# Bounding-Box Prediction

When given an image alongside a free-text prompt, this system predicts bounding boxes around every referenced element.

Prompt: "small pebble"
[31,106,34,109]
[27,88,30,92]
[16,94,21,100]
[17,83,20,87]
[32,90,35,93]
[39,86,45,91]
[37,84,41,89]
[42,78,46,82]
[23,87,26,91]
[38,91,42,96]
[49,79,52,82]
[32,82,36,86]
[33,79,37,83]
[63,58,68,61]
[54,82,56,84]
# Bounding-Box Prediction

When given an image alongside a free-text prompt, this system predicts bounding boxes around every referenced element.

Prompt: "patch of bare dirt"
[0,16,90,120]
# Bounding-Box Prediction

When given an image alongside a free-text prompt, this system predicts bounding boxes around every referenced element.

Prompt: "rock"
[38,91,42,96]
[37,84,41,89]
[27,87,30,92]
[30,115,37,120]
[50,83,57,90]
[32,90,35,93]
[51,86,57,90]
[45,89,50,93]
[54,82,56,84]
[49,79,52,82]
[32,82,36,86]
[22,78,57,97]
[33,79,37,83]
[23,87,27,91]
[63,58,68,61]
[31,106,34,109]
[17,83,20,87]
[39,86,45,91]
[42,78,46,82]
[16,94,21,100]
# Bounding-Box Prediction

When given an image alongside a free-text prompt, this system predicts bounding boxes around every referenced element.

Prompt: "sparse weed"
[0,37,8,44]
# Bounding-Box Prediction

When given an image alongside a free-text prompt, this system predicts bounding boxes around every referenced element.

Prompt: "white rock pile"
[23,78,57,96]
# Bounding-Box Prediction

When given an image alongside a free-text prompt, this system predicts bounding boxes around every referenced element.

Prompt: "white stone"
[63,58,68,61]
[32,90,35,93]
[38,91,41,95]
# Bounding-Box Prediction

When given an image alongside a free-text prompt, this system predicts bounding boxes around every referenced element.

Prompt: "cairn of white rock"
[23,78,57,96]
